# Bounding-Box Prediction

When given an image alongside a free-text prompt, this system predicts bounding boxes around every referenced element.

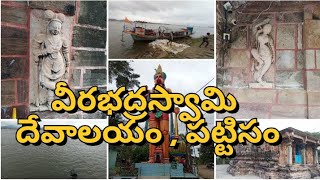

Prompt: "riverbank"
[125,35,214,59]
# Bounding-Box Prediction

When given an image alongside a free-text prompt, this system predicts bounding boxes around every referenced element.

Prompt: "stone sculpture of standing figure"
[251,18,275,84]
[32,10,69,109]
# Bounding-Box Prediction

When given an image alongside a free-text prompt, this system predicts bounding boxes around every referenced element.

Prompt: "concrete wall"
[1,1,107,119]
[217,2,320,119]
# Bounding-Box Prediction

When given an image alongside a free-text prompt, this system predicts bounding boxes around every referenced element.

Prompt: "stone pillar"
[314,146,319,165]
[302,143,307,165]
[288,142,293,165]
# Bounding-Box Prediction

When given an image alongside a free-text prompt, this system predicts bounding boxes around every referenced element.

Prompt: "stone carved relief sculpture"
[250,18,275,88]
[31,10,70,110]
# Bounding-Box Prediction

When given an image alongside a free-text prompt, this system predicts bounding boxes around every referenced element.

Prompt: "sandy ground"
[216,165,261,179]
[134,35,214,59]
[198,165,214,179]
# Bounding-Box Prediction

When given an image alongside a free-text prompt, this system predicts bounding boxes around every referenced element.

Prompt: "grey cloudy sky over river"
[109,0,214,27]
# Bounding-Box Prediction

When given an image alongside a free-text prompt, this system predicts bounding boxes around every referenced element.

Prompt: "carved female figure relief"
[32,10,69,110]
[251,18,275,84]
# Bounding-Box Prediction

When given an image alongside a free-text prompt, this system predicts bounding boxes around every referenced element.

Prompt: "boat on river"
[122,18,193,41]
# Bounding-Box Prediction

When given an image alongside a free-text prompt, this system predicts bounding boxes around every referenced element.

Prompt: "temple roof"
[280,127,320,144]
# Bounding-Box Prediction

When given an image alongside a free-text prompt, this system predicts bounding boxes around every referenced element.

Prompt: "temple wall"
[217,2,320,119]
[1,1,107,119]
[306,145,314,165]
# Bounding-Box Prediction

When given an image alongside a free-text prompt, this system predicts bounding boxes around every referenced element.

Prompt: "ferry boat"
[123,18,193,41]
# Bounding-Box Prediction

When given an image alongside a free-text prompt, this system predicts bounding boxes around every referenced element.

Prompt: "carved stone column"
[314,146,319,165]
[288,142,293,166]
[302,143,307,165]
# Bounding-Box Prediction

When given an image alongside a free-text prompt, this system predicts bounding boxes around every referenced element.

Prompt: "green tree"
[198,142,214,164]
[109,61,140,88]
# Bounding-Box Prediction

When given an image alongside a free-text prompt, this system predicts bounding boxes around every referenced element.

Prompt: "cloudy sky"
[109,0,215,27]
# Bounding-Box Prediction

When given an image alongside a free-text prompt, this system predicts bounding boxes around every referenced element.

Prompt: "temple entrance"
[295,144,303,164]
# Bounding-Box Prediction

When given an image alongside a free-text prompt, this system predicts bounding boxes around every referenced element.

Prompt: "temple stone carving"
[249,18,275,88]
[29,10,73,111]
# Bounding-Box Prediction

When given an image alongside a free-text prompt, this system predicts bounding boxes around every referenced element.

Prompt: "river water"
[109,20,214,59]
[1,129,106,179]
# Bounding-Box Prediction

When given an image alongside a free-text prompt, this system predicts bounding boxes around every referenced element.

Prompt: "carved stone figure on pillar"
[148,65,171,163]
[249,18,275,88]
[31,10,70,110]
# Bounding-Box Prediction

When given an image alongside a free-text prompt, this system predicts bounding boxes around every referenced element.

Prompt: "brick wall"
[1,1,107,119]
[1,1,29,118]
[217,2,320,119]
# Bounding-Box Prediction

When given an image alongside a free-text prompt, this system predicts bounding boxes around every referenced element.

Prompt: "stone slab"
[231,26,247,49]
[316,50,320,69]
[1,58,28,79]
[29,1,76,16]
[304,20,320,49]
[72,50,106,67]
[78,1,106,27]
[1,27,28,55]
[306,50,316,69]
[234,89,276,104]
[1,5,27,24]
[276,71,304,89]
[306,71,320,90]
[70,69,81,86]
[276,12,303,23]
[307,91,320,106]
[276,50,295,70]
[276,24,295,49]
[249,83,273,89]
[72,26,106,48]
[83,69,106,86]
[297,51,305,70]
[1,81,15,106]
[228,50,250,68]
[308,106,320,119]
[278,89,307,105]
[271,105,307,118]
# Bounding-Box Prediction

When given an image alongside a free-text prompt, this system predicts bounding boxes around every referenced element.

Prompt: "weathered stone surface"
[276,25,295,49]
[277,12,303,23]
[306,50,315,69]
[307,91,320,106]
[228,50,250,68]
[297,24,303,49]
[1,81,15,106]
[231,69,249,88]
[72,50,106,66]
[234,89,276,104]
[17,80,28,103]
[276,71,303,89]
[83,69,106,86]
[278,89,307,105]
[72,26,106,48]
[271,105,307,118]
[316,50,320,69]
[276,50,295,69]
[297,51,305,70]
[217,68,232,87]
[29,1,76,16]
[70,69,81,87]
[264,64,275,82]
[1,58,28,79]
[1,27,28,55]
[304,20,320,49]
[306,71,320,90]
[308,106,320,119]
[78,1,106,27]
[1,5,27,24]
[217,103,270,119]
[231,26,247,49]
